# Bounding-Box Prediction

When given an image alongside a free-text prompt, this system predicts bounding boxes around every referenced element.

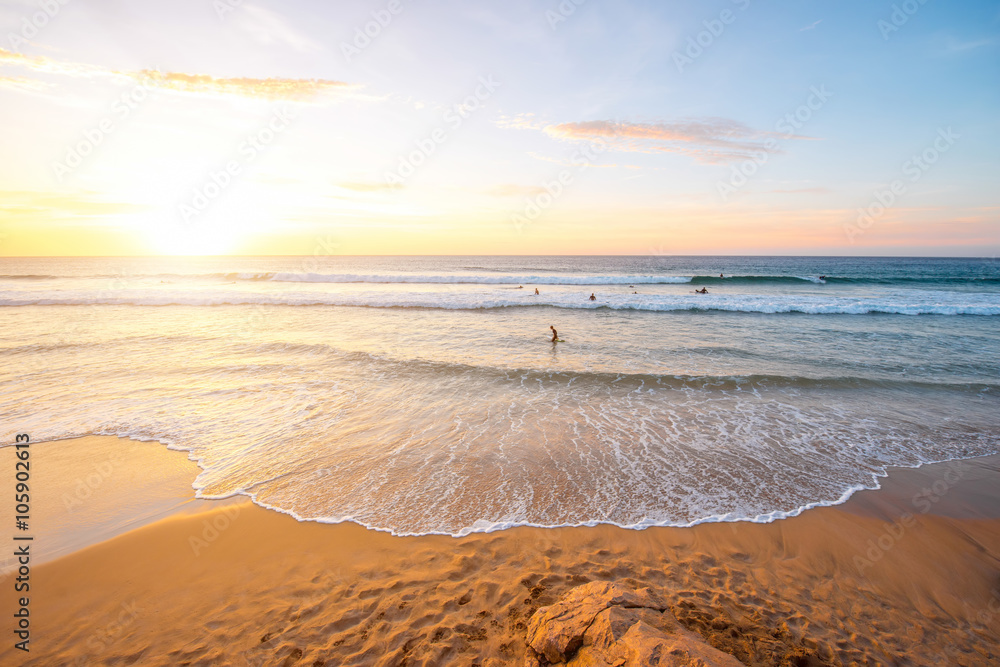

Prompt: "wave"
[690,275,825,285]
[0,274,60,280]
[3,291,999,315]
[4,271,998,286]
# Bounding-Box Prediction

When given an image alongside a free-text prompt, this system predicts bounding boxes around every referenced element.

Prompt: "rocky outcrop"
[524,582,745,666]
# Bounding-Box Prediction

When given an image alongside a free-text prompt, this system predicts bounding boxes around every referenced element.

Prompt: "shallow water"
[2,256,998,535]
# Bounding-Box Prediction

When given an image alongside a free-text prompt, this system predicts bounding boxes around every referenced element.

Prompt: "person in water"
[589,293,596,301]
[535,288,539,295]
[695,287,708,294]
[550,325,558,342]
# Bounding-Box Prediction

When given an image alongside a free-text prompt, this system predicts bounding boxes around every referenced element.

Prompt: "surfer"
[695,288,708,294]
[589,293,596,301]
[550,325,558,343]
[534,288,539,295]
[719,273,724,278]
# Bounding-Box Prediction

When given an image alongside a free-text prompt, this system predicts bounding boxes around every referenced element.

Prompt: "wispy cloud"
[0,75,49,92]
[339,181,400,193]
[543,118,791,163]
[496,112,545,130]
[800,20,822,32]
[235,5,324,54]
[943,37,995,53]
[0,48,116,80]
[484,184,548,197]
[0,48,352,101]
[0,189,146,221]
[133,69,349,101]
[770,186,831,194]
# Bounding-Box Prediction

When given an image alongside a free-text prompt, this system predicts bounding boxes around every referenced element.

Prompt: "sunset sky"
[1,0,998,256]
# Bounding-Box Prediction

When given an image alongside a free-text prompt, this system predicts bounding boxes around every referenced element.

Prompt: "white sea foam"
[3,289,999,315]
[3,256,999,537]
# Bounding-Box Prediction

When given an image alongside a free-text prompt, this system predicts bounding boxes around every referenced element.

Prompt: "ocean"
[2,255,998,536]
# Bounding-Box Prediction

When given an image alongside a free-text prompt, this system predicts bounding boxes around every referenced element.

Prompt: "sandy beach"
[2,437,999,666]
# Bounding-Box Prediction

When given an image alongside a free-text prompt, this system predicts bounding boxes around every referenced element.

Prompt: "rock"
[525,582,669,663]
[524,582,744,666]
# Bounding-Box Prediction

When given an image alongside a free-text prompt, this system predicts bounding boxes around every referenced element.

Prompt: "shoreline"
[19,435,1000,547]
[3,439,1000,665]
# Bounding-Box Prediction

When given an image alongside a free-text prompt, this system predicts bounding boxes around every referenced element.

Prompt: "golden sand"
[2,438,999,666]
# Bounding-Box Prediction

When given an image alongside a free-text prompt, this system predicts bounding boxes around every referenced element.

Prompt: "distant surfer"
[719,273,724,278]
[695,288,708,294]
[550,325,558,342]
[589,293,596,301]
[535,288,539,295]
[819,275,826,281]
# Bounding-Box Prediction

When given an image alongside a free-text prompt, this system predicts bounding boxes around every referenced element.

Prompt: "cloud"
[484,184,548,197]
[543,118,788,163]
[496,112,545,130]
[0,48,117,80]
[943,37,995,53]
[800,20,822,32]
[0,48,352,101]
[131,69,349,101]
[0,189,147,221]
[0,75,48,92]
[339,181,401,193]
[770,187,831,194]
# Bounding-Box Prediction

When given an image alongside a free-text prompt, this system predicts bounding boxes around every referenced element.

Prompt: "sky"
[0,0,998,256]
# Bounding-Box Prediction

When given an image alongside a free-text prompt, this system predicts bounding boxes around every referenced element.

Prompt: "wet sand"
[2,437,999,666]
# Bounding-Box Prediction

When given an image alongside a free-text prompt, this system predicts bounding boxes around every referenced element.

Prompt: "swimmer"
[589,293,596,301]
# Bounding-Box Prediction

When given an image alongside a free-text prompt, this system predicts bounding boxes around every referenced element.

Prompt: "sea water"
[1,256,998,535]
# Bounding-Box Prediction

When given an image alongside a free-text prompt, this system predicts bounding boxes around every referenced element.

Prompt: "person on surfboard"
[550,325,558,342]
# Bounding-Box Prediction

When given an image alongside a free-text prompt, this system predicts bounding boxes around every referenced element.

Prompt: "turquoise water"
[1,256,998,535]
